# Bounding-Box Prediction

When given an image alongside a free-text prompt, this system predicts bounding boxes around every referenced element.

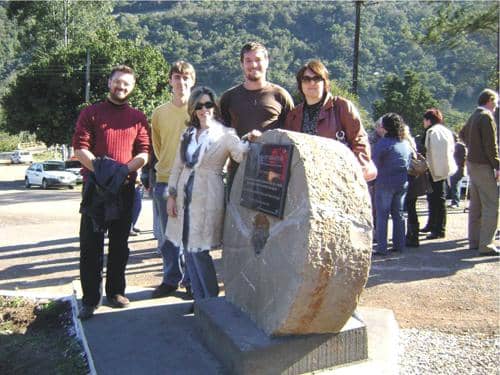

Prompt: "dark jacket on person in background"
[460,107,499,170]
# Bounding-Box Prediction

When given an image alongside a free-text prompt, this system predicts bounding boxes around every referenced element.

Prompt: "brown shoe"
[107,294,130,308]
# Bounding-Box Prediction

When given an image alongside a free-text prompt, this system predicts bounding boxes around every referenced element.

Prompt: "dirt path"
[0,164,498,336]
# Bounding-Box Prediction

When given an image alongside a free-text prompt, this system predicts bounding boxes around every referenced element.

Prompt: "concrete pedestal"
[195,297,368,375]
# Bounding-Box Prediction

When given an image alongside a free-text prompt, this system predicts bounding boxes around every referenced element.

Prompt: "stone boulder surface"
[223,129,372,336]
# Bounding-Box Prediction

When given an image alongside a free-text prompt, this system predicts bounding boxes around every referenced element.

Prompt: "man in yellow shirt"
[151,61,196,298]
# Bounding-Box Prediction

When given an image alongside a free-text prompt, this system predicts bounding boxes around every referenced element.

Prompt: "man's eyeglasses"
[195,101,215,110]
[301,75,323,83]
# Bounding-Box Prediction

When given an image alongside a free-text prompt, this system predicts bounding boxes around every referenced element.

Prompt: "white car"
[25,161,77,189]
[11,150,33,164]
[64,159,83,184]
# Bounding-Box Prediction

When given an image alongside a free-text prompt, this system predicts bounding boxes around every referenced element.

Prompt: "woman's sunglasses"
[195,101,215,110]
[301,75,323,83]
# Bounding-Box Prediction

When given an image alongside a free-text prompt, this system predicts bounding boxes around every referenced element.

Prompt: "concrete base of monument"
[195,298,398,374]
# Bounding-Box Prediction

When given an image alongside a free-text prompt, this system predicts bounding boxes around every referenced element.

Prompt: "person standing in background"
[420,108,457,240]
[150,61,196,298]
[447,133,466,209]
[460,89,499,256]
[372,113,412,255]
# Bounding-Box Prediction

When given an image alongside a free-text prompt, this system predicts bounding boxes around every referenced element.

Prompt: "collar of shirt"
[477,106,493,113]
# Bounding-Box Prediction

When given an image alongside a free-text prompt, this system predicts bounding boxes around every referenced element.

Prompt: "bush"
[0,131,20,152]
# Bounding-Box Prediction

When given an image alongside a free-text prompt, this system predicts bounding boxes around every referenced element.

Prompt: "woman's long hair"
[187,86,223,128]
[381,113,405,141]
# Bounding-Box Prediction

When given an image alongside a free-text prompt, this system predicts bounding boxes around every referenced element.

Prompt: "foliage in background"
[6,0,115,58]
[0,5,21,96]
[0,131,21,152]
[1,29,170,146]
[0,1,497,142]
[112,1,496,113]
[372,70,438,136]
[416,1,499,94]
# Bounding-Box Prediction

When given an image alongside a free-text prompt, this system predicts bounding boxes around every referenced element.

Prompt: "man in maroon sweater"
[72,65,150,319]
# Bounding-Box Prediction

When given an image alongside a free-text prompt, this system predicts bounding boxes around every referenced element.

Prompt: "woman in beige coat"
[166,86,260,305]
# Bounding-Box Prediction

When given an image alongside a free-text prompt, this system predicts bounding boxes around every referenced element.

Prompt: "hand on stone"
[243,130,262,143]
[167,196,177,217]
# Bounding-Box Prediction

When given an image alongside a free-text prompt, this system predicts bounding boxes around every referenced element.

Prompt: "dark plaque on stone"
[240,143,293,219]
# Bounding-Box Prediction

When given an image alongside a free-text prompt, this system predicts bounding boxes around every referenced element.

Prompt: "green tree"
[417,1,499,92]
[6,0,115,56]
[1,31,170,146]
[0,5,20,88]
[372,70,438,135]
[419,2,498,47]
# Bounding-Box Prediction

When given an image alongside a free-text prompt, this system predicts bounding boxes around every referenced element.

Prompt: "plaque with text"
[240,143,293,218]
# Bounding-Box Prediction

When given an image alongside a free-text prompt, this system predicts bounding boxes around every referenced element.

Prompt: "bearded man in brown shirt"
[220,41,294,137]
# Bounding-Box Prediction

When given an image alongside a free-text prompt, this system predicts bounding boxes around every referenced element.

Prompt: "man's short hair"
[110,65,135,80]
[240,41,268,63]
[169,60,196,82]
[477,89,498,106]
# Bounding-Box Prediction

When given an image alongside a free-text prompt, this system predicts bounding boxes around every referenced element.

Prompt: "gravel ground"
[399,329,499,374]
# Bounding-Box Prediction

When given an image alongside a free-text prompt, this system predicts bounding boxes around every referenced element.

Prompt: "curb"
[69,282,97,375]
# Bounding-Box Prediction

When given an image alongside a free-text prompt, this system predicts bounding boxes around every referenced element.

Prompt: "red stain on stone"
[295,264,331,331]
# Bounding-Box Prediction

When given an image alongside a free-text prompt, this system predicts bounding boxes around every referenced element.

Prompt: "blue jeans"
[447,171,463,206]
[185,251,219,301]
[131,185,143,228]
[375,184,407,254]
[153,183,168,244]
[153,182,189,287]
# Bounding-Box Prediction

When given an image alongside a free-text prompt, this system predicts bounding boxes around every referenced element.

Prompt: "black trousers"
[426,178,447,235]
[79,183,134,307]
[406,196,419,238]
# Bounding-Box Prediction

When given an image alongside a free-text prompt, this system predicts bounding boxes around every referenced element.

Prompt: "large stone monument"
[196,129,375,374]
[224,129,372,335]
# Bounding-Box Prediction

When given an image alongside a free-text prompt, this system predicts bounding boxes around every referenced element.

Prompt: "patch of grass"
[0,296,28,308]
[0,296,88,375]
[33,150,62,162]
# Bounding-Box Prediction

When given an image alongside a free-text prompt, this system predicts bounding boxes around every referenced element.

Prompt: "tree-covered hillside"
[0,0,497,145]
[113,1,497,114]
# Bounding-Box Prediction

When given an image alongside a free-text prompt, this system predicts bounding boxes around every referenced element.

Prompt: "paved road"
[0,164,163,297]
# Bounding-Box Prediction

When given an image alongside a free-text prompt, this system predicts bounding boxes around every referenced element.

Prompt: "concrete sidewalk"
[73,285,224,375]
[73,284,399,375]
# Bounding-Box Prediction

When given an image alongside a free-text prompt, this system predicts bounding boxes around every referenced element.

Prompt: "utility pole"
[63,0,68,47]
[352,0,362,95]
[85,49,91,103]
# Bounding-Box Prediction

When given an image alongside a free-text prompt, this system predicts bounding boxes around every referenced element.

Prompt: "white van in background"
[10,150,33,164]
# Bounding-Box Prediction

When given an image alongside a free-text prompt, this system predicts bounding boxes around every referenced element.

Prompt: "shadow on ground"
[367,236,498,288]
[81,289,224,375]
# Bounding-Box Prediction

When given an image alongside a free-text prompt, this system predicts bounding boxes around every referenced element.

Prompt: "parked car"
[25,161,77,189]
[64,159,83,184]
[10,150,33,164]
